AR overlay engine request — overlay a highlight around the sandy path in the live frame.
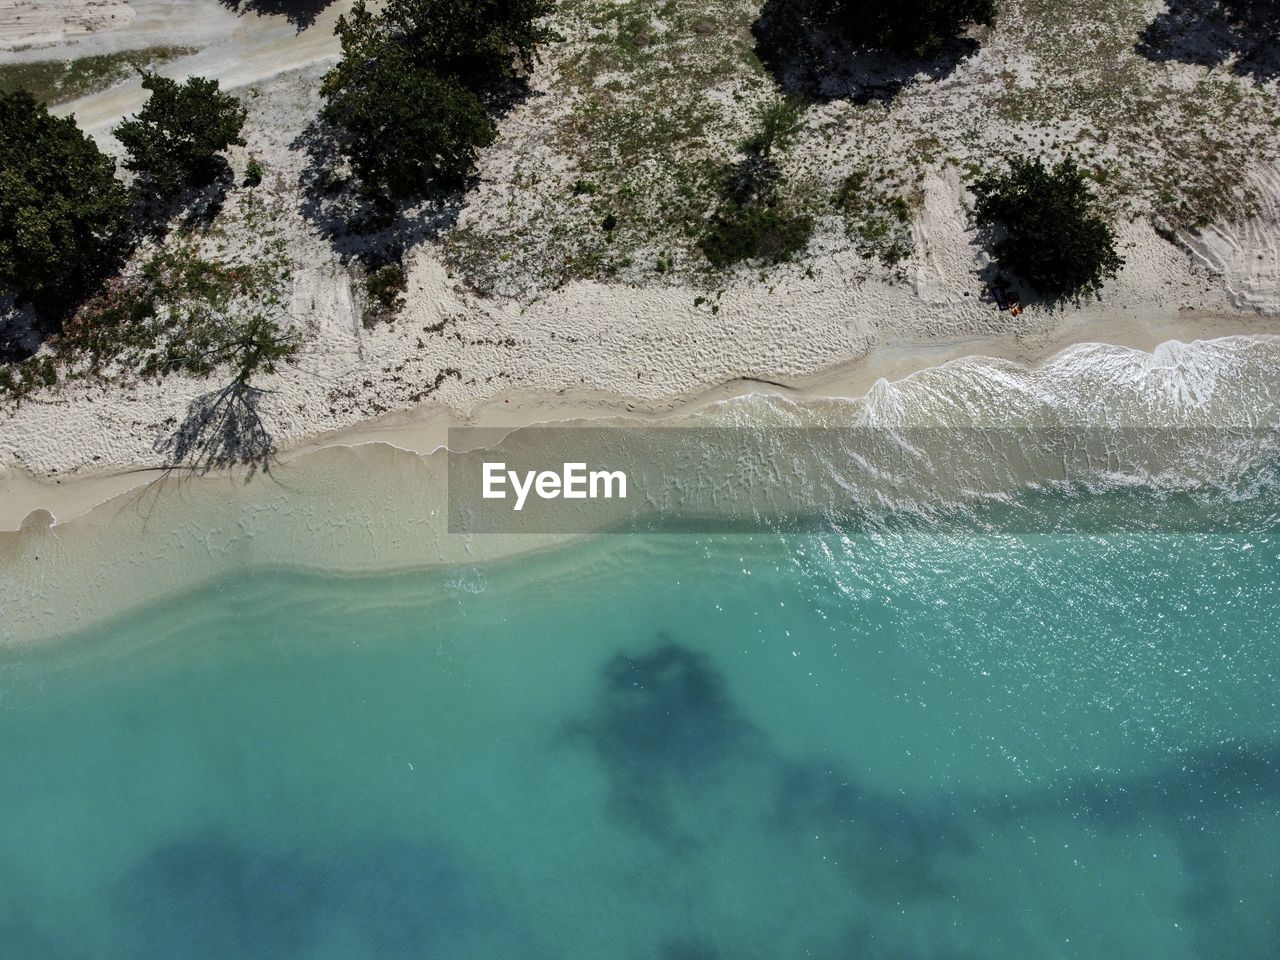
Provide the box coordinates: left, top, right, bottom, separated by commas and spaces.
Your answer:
1, 0, 350, 129
0, 0, 137, 46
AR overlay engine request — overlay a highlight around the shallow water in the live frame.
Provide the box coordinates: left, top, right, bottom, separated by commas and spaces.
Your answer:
2, 522, 1278, 960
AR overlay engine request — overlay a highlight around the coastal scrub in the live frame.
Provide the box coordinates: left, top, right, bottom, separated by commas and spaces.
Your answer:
972, 157, 1123, 298
0, 91, 131, 309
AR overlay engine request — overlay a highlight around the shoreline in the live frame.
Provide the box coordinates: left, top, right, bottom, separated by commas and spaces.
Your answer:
5, 325, 1280, 646
3, 309, 1277, 533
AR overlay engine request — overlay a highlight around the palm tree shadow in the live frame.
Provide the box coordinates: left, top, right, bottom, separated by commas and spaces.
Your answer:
219, 0, 337, 32
1136, 0, 1280, 82
752, 0, 980, 104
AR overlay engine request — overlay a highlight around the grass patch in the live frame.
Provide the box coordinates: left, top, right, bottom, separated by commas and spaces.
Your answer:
1, 193, 295, 407
0, 47, 196, 105
990, 0, 1280, 229
362, 263, 408, 326
834, 169, 915, 268
445, 0, 776, 296
700, 205, 813, 267
445, 0, 1280, 299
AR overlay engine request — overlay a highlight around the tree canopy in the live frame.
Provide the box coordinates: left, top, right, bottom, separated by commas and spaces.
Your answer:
0, 91, 131, 304
972, 157, 1123, 299
373, 0, 558, 81
115, 73, 247, 197
320, 32, 496, 197
320, 0, 556, 201
835, 0, 996, 56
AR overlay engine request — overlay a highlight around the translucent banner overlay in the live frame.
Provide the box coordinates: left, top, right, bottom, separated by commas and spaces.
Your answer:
447, 427, 1280, 534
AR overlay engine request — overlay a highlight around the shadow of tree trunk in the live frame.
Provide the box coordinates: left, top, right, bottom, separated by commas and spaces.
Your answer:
153, 378, 276, 477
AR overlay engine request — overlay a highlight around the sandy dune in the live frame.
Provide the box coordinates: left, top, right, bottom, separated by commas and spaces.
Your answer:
1179, 163, 1280, 317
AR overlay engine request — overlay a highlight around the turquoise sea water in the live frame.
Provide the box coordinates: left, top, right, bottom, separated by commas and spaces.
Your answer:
2, 523, 1279, 959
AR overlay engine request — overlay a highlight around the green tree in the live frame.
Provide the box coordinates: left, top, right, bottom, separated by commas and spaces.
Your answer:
836, 0, 996, 56
972, 157, 1123, 298
374, 0, 558, 81
320, 41, 495, 199
320, 0, 556, 201
115, 73, 247, 197
0, 90, 130, 304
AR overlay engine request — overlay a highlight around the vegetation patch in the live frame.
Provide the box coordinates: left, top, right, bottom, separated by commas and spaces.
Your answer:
0, 355, 59, 405
362, 262, 409, 326
117, 74, 248, 198
972, 157, 1123, 298
0, 91, 131, 309
444, 0, 1280, 297
1, 193, 298, 412
834, 169, 915, 268
445, 0, 780, 296
699, 95, 815, 268
320, 0, 557, 202
0, 47, 195, 105
58, 193, 297, 384
992, 0, 1280, 230
700, 205, 813, 268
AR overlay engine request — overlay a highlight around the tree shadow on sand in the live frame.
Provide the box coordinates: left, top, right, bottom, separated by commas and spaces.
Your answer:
219, 0, 337, 32
153, 380, 277, 478
0, 162, 236, 368
752, 0, 980, 103
289, 81, 535, 275
1136, 0, 1280, 82
289, 120, 467, 275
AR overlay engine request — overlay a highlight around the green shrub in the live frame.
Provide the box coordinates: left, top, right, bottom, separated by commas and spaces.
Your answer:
700, 206, 814, 268
321, 40, 496, 198
834, 169, 914, 267
700, 95, 814, 269
115, 73, 247, 197
244, 156, 264, 187
972, 157, 1123, 298
741, 95, 805, 159
373, 0, 558, 83
364, 262, 408, 322
0, 91, 130, 304
835, 0, 996, 56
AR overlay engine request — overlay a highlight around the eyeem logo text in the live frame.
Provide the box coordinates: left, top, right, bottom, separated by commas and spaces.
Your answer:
482, 462, 627, 511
